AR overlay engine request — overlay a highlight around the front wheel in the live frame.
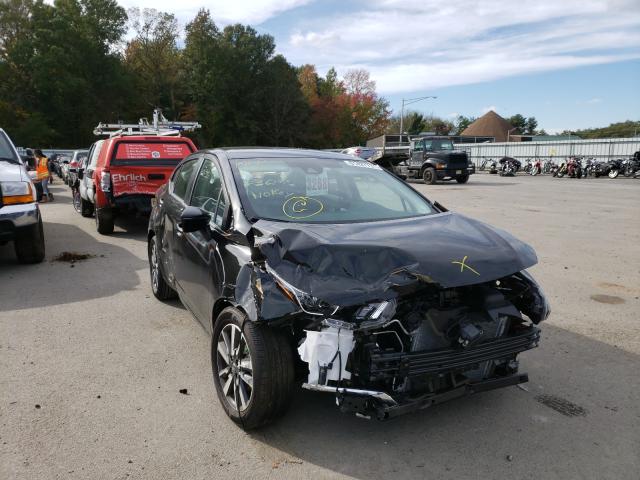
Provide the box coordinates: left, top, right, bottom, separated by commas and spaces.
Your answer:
609, 169, 619, 179
14, 219, 45, 264
623, 166, 635, 177
455, 174, 469, 184
421, 167, 437, 185
212, 307, 294, 430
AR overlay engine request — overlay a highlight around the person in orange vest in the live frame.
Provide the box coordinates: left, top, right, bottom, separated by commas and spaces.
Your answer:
34, 149, 53, 202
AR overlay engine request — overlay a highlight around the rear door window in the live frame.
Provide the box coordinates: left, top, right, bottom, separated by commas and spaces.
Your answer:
111, 141, 193, 167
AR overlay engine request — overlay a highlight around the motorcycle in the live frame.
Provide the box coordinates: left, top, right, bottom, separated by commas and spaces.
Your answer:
480, 158, 498, 174
623, 152, 640, 177
554, 161, 567, 177
499, 157, 521, 177
530, 158, 542, 176
607, 158, 624, 179
523, 159, 533, 174
543, 160, 555, 174
566, 157, 583, 178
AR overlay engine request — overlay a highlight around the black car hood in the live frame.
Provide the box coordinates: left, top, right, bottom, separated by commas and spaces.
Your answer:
250, 212, 537, 307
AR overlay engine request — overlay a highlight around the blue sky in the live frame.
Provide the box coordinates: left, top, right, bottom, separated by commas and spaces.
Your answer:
110, 0, 640, 132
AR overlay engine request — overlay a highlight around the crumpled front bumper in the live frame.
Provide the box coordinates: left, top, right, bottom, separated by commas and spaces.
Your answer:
302, 325, 540, 420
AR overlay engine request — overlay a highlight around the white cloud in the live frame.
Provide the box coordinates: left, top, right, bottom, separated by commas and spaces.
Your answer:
281, 0, 640, 94
46, 0, 313, 25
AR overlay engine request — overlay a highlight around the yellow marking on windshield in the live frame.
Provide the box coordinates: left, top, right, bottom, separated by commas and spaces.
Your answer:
282, 196, 324, 219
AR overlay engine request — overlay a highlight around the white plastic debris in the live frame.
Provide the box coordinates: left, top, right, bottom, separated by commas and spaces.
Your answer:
298, 327, 354, 384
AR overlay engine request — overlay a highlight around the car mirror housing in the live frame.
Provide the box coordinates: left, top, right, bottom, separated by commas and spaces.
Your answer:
179, 206, 211, 233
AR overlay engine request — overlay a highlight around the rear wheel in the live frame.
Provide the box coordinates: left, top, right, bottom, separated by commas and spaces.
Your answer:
95, 207, 114, 235
14, 219, 45, 264
421, 167, 437, 185
148, 235, 176, 300
609, 169, 619, 179
455, 174, 469, 184
72, 188, 81, 213
80, 198, 94, 217
212, 307, 294, 430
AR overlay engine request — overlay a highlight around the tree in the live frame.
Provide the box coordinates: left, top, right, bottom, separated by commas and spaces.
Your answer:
297, 64, 319, 103
560, 120, 640, 139
257, 55, 309, 146
0, 0, 129, 147
454, 115, 476, 135
525, 117, 538, 135
125, 8, 182, 118
508, 114, 527, 133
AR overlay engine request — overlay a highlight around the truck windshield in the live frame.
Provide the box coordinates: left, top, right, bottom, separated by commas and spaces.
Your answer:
427, 140, 454, 151
230, 156, 435, 223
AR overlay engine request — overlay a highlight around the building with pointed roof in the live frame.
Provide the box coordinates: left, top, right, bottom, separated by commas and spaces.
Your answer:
461, 110, 516, 142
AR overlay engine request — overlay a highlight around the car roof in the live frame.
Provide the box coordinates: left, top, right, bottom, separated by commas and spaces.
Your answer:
207, 147, 352, 161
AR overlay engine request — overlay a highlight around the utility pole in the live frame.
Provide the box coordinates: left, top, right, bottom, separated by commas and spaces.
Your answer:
399, 96, 437, 141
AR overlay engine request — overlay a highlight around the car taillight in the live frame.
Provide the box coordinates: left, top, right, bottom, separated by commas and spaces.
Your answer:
100, 171, 111, 192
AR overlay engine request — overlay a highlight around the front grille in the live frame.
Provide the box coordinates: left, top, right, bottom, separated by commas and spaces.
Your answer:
447, 153, 469, 168
365, 326, 540, 382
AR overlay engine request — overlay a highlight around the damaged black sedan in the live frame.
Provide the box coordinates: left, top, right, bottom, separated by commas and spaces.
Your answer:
148, 148, 550, 429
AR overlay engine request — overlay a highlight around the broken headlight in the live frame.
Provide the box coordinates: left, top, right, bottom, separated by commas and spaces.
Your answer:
504, 270, 551, 324
266, 266, 338, 316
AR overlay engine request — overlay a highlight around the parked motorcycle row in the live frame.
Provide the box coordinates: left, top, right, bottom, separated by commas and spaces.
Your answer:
478, 152, 640, 179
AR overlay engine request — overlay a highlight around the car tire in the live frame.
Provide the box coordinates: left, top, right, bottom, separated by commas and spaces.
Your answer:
421, 167, 437, 185
80, 198, 94, 217
72, 189, 82, 213
456, 174, 469, 184
95, 208, 114, 235
212, 307, 294, 430
148, 235, 176, 300
14, 219, 45, 264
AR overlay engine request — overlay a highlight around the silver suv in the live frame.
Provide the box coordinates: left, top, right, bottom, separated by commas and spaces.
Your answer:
0, 128, 45, 263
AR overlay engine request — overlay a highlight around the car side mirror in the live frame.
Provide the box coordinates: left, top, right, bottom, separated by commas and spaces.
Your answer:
179, 206, 211, 233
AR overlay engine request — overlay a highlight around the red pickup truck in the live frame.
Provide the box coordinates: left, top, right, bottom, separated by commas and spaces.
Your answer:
80, 135, 196, 234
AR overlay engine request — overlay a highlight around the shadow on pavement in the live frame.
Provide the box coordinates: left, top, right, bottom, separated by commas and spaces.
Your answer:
406, 179, 519, 187
252, 324, 639, 479
0, 222, 147, 312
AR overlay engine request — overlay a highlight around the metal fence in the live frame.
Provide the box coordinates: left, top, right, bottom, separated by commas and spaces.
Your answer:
456, 137, 640, 167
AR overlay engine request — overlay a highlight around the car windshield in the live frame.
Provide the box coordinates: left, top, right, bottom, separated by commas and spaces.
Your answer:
230, 156, 435, 223
0, 132, 21, 164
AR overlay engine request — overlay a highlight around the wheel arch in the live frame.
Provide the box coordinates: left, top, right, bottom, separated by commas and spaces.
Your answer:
212, 298, 249, 333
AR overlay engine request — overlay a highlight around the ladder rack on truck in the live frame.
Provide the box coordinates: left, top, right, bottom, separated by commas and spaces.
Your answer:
93, 109, 201, 137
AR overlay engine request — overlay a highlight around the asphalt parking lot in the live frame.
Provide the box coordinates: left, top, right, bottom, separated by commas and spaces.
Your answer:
1, 174, 639, 480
